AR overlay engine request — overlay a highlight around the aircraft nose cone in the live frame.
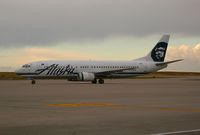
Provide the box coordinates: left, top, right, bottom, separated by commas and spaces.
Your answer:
15, 69, 22, 75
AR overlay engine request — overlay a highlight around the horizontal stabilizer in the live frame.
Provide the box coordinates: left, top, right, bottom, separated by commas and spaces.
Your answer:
156, 59, 183, 66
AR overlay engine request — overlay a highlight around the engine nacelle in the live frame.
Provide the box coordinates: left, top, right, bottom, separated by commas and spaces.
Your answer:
67, 72, 95, 81
78, 72, 95, 81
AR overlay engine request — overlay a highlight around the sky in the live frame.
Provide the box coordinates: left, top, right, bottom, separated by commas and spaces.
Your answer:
0, 0, 200, 72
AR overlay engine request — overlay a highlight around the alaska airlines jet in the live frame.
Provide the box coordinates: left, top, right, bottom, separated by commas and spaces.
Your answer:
16, 35, 182, 84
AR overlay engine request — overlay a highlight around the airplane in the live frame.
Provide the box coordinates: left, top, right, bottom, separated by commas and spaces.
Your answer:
15, 35, 183, 84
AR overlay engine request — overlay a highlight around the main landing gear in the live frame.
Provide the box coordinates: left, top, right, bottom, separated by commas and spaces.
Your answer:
92, 79, 97, 84
98, 79, 104, 84
91, 79, 104, 84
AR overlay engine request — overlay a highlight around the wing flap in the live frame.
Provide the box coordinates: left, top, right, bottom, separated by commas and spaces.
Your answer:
95, 67, 137, 76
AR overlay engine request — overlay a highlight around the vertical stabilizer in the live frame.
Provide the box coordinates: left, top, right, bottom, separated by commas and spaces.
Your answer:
135, 35, 170, 62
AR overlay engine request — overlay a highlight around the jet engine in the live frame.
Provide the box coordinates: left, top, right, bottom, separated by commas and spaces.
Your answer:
67, 72, 95, 81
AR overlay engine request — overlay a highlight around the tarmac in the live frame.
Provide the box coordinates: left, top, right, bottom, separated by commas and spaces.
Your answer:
0, 77, 200, 135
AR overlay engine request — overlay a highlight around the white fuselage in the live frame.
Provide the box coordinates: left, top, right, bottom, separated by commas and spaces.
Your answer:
16, 60, 167, 79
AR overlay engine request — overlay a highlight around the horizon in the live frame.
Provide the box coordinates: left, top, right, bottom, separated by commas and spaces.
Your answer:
0, 0, 199, 72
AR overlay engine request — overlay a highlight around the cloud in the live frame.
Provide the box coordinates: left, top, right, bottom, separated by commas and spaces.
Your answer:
0, 0, 200, 47
21, 47, 93, 61
167, 44, 200, 62
166, 44, 200, 71
0, 34, 200, 72
0, 47, 95, 71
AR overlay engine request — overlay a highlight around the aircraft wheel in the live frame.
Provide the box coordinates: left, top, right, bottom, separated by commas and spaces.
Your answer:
98, 79, 104, 84
92, 79, 97, 84
31, 80, 36, 85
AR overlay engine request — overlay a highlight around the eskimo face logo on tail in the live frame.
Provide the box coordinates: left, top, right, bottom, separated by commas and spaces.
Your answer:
151, 42, 167, 62
155, 47, 165, 60
36, 64, 75, 76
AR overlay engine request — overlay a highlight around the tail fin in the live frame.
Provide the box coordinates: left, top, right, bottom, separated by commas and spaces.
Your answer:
136, 34, 170, 62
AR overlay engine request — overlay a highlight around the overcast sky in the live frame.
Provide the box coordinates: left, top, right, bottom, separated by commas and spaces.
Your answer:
0, 0, 200, 71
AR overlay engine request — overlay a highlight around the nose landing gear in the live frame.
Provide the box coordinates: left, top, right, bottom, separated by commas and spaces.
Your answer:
31, 79, 36, 84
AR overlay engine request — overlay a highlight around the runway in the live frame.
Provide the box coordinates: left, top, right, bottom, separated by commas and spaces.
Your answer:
0, 77, 200, 135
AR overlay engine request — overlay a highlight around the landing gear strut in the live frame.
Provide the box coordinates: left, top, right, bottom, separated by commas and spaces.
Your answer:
31, 79, 36, 85
91, 79, 97, 84
98, 79, 104, 84
91, 79, 104, 84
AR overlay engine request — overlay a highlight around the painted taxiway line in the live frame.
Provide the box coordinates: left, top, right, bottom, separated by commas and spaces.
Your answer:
48, 102, 121, 107
48, 103, 200, 112
151, 129, 200, 135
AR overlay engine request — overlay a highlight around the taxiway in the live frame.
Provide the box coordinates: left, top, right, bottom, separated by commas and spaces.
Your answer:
0, 77, 200, 135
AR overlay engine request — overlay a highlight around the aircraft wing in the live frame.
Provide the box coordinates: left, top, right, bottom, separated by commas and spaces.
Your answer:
155, 59, 183, 66
95, 67, 136, 76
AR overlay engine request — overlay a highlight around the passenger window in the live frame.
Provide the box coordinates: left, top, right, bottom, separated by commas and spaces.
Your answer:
22, 64, 30, 68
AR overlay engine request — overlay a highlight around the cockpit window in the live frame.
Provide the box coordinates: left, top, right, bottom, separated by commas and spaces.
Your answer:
22, 64, 31, 68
